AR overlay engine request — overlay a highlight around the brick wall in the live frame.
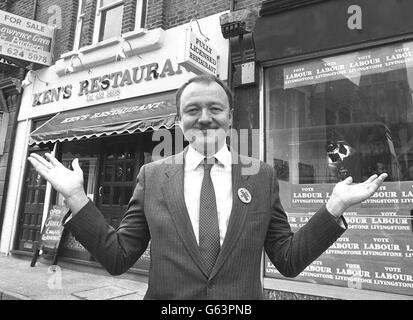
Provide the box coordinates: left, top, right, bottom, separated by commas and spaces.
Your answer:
0, 0, 10, 11
36, 0, 79, 61
79, 0, 97, 48
162, 0, 229, 29
122, 0, 137, 33
145, 0, 265, 30
145, 0, 167, 30
9, 0, 34, 19
234, 0, 263, 11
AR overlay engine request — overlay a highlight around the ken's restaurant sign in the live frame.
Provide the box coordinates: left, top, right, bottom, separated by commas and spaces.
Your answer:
31, 58, 185, 107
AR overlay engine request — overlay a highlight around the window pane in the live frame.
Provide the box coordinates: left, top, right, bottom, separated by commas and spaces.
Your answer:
101, 0, 118, 7
264, 40, 413, 297
105, 144, 115, 160
77, 19, 87, 48
124, 186, 133, 204
99, 5, 123, 41
104, 165, 113, 182
113, 186, 122, 205
115, 164, 124, 182
101, 186, 111, 204
125, 162, 134, 181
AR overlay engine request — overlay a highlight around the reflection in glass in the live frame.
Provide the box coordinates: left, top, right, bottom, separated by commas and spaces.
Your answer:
113, 187, 122, 205
104, 165, 113, 182
116, 151, 126, 160
115, 164, 124, 182
38, 189, 45, 204
125, 187, 133, 203
126, 163, 134, 181
106, 145, 115, 160
125, 143, 135, 159
264, 43, 413, 185
264, 40, 413, 297
102, 186, 110, 204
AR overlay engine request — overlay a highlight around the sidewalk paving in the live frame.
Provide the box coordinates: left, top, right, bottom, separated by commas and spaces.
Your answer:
0, 254, 148, 300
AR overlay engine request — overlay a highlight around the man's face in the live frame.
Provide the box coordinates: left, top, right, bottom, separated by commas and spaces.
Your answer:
178, 81, 232, 156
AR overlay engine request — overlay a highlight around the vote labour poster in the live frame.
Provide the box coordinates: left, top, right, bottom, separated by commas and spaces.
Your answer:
0, 10, 54, 66
283, 40, 413, 90
265, 182, 413, 296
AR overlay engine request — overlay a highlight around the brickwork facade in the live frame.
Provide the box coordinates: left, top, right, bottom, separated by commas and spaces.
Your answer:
122, 0, 138, 33
35, 0, 79, 61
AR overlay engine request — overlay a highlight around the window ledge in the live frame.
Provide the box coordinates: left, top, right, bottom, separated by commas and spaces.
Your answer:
79, 37, 121, 54
264, 277, 413, 300
55, 28, 164, 77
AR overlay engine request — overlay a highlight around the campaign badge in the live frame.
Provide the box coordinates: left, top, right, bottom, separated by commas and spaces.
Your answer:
238, 188, 252, 204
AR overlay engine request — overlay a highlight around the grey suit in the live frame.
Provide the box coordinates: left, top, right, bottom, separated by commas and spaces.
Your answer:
65, 149, 346, 299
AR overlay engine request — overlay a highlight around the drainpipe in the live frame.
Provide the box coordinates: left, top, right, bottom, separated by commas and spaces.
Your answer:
33, 0, 38, 20
227, 0, 236, 89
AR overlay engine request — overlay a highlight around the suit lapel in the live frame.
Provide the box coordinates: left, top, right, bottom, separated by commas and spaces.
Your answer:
210, 152, 252, 279
161, 149, 209, 277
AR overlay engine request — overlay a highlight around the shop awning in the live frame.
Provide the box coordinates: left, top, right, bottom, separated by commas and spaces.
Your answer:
29, 92, 178, 145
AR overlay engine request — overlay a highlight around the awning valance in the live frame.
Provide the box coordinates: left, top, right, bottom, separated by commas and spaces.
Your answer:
29, 92, 178, 145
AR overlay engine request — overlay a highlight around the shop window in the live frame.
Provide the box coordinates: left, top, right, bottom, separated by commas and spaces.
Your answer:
264, 41, 413, 297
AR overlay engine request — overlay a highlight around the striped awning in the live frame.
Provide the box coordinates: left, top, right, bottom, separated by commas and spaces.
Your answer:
29, 91, 177, 145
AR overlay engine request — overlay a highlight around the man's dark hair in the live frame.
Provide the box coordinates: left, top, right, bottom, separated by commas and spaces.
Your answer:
175, 74, 233, 117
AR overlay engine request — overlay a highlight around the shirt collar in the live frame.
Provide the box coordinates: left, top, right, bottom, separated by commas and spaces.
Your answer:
185, 144, 232, 171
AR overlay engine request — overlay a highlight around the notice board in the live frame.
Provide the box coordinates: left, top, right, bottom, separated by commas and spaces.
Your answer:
31, 205, 69, 266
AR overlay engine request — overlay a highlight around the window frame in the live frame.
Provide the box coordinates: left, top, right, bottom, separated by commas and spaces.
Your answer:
135, 0, 147, 30
93, 0, 124, 43
260, 35, 413, 300
73, 0, 87, 51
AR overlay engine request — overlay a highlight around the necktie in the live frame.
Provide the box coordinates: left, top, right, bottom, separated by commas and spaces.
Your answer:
199, 158, 220, 275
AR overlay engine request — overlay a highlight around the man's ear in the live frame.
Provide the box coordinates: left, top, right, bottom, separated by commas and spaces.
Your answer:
229, 108, 234, 127
177, 116, 184, 131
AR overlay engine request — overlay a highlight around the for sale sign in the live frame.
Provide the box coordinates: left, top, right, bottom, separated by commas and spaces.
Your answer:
0, 10, 55, 66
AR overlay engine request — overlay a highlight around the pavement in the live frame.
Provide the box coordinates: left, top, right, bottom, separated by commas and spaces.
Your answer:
0, 253, 149, 300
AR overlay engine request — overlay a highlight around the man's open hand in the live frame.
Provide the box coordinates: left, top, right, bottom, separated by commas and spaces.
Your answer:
27, 153, 89, 214
326, 173, 388, 218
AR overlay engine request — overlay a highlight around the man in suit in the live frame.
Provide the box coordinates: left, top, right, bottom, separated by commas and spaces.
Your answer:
28, 75, 387, 299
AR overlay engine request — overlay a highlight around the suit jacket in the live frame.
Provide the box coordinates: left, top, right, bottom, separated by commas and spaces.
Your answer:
65, 149, 346, 300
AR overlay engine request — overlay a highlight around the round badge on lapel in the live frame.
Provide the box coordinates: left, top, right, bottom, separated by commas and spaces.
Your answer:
238, 188, 251, 204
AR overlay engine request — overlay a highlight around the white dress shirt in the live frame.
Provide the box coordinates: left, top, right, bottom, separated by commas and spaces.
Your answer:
184, 145, 233, 246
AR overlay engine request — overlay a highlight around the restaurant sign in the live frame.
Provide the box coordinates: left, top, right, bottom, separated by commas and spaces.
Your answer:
31, 58, 184, 107
0, 10, 55, 66
181, 28, 218, 76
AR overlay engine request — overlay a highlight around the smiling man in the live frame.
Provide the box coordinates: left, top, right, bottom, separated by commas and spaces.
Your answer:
176, 76, 233, 157
27, 74, 387, 300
